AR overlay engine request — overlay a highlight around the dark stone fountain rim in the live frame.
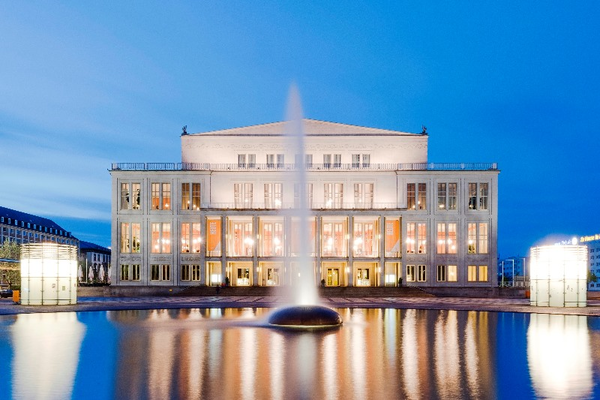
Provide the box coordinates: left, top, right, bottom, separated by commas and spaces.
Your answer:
267, 304, 343, 329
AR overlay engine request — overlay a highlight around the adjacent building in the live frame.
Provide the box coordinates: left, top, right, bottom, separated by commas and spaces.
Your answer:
110, 119, 499, 288
79, 241, 111, 284
580, 233, 600, 292
0, 205, 79, 247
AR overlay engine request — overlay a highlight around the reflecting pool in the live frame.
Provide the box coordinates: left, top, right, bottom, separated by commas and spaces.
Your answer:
1, 309, 599, 399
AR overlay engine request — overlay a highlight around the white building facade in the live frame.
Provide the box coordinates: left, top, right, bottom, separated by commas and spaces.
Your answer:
110, 119, 499, 288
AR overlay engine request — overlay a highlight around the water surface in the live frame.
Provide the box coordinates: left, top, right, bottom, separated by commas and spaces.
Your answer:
1, 308, 599, 399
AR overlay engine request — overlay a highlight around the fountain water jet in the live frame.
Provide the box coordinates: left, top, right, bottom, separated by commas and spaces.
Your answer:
268, 84, 342, 329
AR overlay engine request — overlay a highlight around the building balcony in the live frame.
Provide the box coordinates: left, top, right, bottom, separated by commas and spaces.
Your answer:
110, 162, 499, 172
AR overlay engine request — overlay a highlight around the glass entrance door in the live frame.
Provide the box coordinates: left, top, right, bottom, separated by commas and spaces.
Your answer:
237, 268, 250, 286
267, 268, 280, 286
327, 268, 339, 286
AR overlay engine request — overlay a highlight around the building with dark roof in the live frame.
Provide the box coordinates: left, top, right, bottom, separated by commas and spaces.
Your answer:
79, 240, 111, 284
0, 205, 79, 247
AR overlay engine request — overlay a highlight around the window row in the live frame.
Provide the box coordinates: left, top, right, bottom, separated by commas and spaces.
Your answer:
407, 182, 489, 211
236, 153, 371, 168
406, 264, 488, 282
120, 219, 489, 256
120, 182, 200, 211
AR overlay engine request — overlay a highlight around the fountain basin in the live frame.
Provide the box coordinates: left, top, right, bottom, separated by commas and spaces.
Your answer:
268, 305, 343, 329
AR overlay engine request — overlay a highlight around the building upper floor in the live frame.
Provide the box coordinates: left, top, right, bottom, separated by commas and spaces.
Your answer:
0, 205, 79, 246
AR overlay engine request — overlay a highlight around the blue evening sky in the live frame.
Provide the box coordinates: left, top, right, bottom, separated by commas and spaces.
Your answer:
1, 1, 598, 257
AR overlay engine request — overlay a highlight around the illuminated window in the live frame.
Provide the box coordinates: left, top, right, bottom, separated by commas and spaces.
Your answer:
260, 220, 284, 257
468, 182, 489, 210
437, 222, 457, 254
407, 183, 427, 210
181, 222, 201, 253
264, 183, 283, 209
120, 223, 141, 253
322, 218, 347, 257
151, 222, 171, 253
467, 222, 488, 254
234, 183, 253, 208
437, 183, 457, 210
406, 265, 416, 282
354, 183, 374, 208
181, 183, 201, 210
151, 183, 171, 210
478, 265, 488, 281
406, 222, 416, 254
120, 182, 141, 210
468, 265, 477, 281
151, 264, 171, 281
353, 219, 378, 257
324, 183, 343, 209
227, 219, 253, 257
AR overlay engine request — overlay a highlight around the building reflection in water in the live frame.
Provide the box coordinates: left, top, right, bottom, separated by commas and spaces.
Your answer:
527, 314, 593, 399
108, 307, 498, 399
10, 313, 85, 400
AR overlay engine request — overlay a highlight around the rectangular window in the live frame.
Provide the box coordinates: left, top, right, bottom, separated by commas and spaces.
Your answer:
151, 222, 171, 253
384, 218, 401, 257
362, 154, 370, 168
294, 183, 313, 209
437, 222, 457, 254
406, 222, 416, 254
323, 154, 332, 168
437, 182, 458, 211
151, 264, 171, 281
238, 154, 246, 167
479, 265, 488, 282
181, 183, 201, 210
264, 183, 283, 208
266, 154, 275, 168
448, 183, 457, 210
261, 221, 284, 257
181, 264, 200, 281
417, 223, 427, 254
333, 154, 342, 168
121, 183, 141, 210
181, 222, 201, 253
437, 183, 446, 210
276, 154, 285, 168
406, 265, 416, 282
407, 183, 416, 210
407, 183, 427, 210
228, 219, 254, 257
437, 265, 446, 282
469, 182, 489, 211
354, 183, 374, 208
151, 183, 171, 210
120, 223, 140, 253
121, 183, 130, 210
479, 183, 488, 210
234, 183, 253, 208
321, 219, 347, 257
206, 218, 222, 257
418, 183, 426, 210
353, 220, 377, 257
120, 264, 140, 281
305, 154, 313, 168
468, 265, 477, 282
417, 265, 427, 282
324, 183, 343, 209
352, 154, 360, 168
448, 265, 457, 282
468, 222, 488, 254
120, 264, 129, 281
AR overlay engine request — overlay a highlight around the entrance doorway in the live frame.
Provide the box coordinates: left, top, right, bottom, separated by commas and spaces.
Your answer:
228, 262, 253, 286
327, 268, 339, 286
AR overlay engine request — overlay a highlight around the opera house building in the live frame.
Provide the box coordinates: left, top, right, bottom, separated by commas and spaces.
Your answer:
109, 119, 498, 289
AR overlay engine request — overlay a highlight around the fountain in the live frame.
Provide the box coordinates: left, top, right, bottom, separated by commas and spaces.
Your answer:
267, 85, 343, 329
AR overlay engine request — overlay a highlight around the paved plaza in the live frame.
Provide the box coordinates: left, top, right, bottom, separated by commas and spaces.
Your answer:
1, 295, 600, 317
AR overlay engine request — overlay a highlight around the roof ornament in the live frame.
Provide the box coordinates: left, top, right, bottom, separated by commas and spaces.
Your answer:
421, 125, 428, 135
182, 125, 188, 135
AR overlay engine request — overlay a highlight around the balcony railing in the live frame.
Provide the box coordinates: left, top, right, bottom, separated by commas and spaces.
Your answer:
111, 162, 499, 172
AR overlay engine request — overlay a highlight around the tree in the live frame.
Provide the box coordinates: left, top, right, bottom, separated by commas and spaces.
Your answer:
588, 270, 598, 284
